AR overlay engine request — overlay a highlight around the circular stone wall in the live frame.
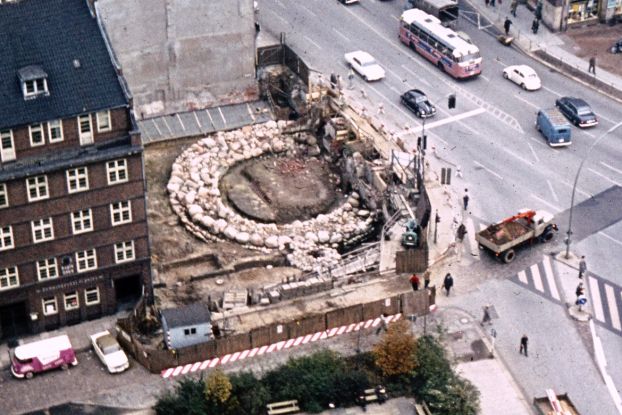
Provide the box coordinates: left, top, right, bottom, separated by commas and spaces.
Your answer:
167, 121, 376, 271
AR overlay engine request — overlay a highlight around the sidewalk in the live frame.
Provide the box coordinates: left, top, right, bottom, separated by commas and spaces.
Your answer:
0, 311, 126, 370
463, 0, 622, 102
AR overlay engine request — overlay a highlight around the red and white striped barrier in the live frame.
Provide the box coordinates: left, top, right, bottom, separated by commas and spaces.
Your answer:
161, 313, 402, 379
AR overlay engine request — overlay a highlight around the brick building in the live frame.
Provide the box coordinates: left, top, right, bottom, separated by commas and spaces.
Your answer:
0, 0, 152, 339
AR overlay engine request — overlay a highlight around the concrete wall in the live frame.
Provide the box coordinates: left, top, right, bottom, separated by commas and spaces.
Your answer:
95, 0, 258, 119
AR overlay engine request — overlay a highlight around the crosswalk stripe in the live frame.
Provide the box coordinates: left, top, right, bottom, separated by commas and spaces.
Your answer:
517, 270, 528, 284
604, 285, 621, 331
588, 276, 606, 322
465, 217, 479, 257
541, 256, 560, 301
530, 264, 544, 292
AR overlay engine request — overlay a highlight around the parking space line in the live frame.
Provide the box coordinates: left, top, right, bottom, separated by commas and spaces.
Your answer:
599, 231, 622, 247
400, 64, 430, 87
513, 94, 539, 109
304, 35, 322, 50
546, 179, 559, 202
587, 168, 622, 187
542, 85, 563, 96
333, 28, 349, 42
529, 194, 561, 212
473, 160, 503, 180
600, 162, 622, 176
527, 141, 540, 163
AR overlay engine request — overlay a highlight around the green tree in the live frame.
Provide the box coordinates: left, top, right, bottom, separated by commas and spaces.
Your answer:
155, 378, 206, 415
372, 319, 417, 377
229, 371, 271, 415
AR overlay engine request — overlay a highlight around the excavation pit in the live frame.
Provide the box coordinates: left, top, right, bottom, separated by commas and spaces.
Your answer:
221, 155, 343, 224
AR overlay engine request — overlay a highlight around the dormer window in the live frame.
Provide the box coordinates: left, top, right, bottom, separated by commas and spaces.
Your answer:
18, 65, 49, 100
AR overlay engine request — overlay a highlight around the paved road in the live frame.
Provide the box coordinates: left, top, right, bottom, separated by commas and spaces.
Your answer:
259, 0, 622, 412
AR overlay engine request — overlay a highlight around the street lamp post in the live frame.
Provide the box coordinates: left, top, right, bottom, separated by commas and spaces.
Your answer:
565, 120, 622, 259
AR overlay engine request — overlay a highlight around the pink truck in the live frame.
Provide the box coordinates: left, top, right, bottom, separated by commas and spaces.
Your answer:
10, 334, 78, 379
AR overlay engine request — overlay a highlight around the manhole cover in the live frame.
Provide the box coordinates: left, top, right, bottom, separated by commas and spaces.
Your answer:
460, 317, 470, 324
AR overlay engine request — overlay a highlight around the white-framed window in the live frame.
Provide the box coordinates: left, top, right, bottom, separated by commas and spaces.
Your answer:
114, 240, 135, 263
0, 225, 14, 251
42, 296, 58, 315
76, 248, 97, 272
48, 120, 64, 143
26, 175, 49, 202
184, 328, 197, 336
23, 78, 48, 98
0, 266, 19, 291
0, 183, 8, 208
66, 167, 89, 193
78, 114, 93, 145
96, 111, 111, 132
110, 200, 132, 226
64, 291, 79, 310
31, 217, 54, 243
1, 129, 16, 162
29, 123, 44, 147
71, 209, 93, 234
106, 159, 128, 185
36, 258, 58, 280
85, 287, 100, 305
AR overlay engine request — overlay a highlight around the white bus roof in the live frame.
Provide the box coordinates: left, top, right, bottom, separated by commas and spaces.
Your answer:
401, 8, 479, 57
14, 334, 73, 360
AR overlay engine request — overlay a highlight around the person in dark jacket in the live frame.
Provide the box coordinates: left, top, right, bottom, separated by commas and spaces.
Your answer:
519, 334, 529, 356
531, 18, 540, 34
504, 17, 512, 36
443, 273, 454, 296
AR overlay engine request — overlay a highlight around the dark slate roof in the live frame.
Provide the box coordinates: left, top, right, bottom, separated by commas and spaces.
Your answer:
0, 0, 127, 129
161, 303, 212, 328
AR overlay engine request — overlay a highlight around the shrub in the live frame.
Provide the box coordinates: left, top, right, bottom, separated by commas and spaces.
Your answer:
229, 371, 271, 415
372, 319, 418, 377
155, 378, 207, 415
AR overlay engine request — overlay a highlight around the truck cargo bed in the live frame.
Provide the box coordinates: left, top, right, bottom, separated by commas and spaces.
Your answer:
479, 222, 530, 245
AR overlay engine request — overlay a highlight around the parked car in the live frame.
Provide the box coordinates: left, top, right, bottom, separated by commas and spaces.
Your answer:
555, 96, 598, 128
90, 330, 130, 374
344, 51, 385, 82
10, 335, 78, 379
502, 65, 541, 90
400, 89, 437, 118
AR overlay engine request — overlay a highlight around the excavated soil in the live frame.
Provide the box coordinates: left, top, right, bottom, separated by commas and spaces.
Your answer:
221, 155, 343, 223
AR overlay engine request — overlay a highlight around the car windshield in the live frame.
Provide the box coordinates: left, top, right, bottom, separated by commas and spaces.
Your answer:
526, 72, 538, 78
415, 96, 428, 104
102, 343, 121, 355
576, 107, 592, 115
457, 52, 480, 62
361, 59, 376, 67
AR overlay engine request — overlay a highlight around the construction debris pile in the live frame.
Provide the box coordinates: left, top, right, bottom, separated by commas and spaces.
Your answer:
167, 121, 377, 271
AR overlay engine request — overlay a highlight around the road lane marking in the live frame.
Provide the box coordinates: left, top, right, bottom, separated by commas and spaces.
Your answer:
304, 35, 322, 50
517, 270, 528, 284
473, 160, 503, 180
501, 146, 534, 167
599, 231, 622, 247
527, 141, 540, 163
605, 284, 621, 330
529, 194, 561, 212
588, 276, 606, 322
587, 168, 622, 187
300, 3, 317, 17
542, 85, 563, 96
387, 68, 403, 83
559, 180, 592, 198
480, 74, 490, 82
542, 256, 560, 301
403, 108, 486, 134
333, 28, 349, 42
582, 130, 596, 138
600, 162, 622, 176
514, 94, 539, 109
368, 84, 421, 120
530, 263, 544, 292
546, 179, 559, 202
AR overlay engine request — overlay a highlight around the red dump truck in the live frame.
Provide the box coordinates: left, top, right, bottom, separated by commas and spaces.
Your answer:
476, 209, 558, 263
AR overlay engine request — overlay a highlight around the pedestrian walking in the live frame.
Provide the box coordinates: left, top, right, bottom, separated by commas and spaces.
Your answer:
409, 273, 421, 291
504, 17, 512, 35
531, 18, 540, 34
519, 334, 529, 356
423, 270, 431, 289
348, 68, 355, 89
588, 55, 596, 75
576, 282, 585, 299
376, 313, 389, 335
456, 223, 467, 242
490, 0, 495, 7
481, 305, 492, 325
330, 72, 338, 90
579, 255, 587, 279
443, 273, 454, 296
510, 0, 518, 17
360, 87, 367, 98
463, 189, 470, 211
377, 102, 385, 115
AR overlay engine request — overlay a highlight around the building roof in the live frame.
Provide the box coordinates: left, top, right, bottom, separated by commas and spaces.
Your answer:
161, 303, 212, 328
0, 0, 127, 129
